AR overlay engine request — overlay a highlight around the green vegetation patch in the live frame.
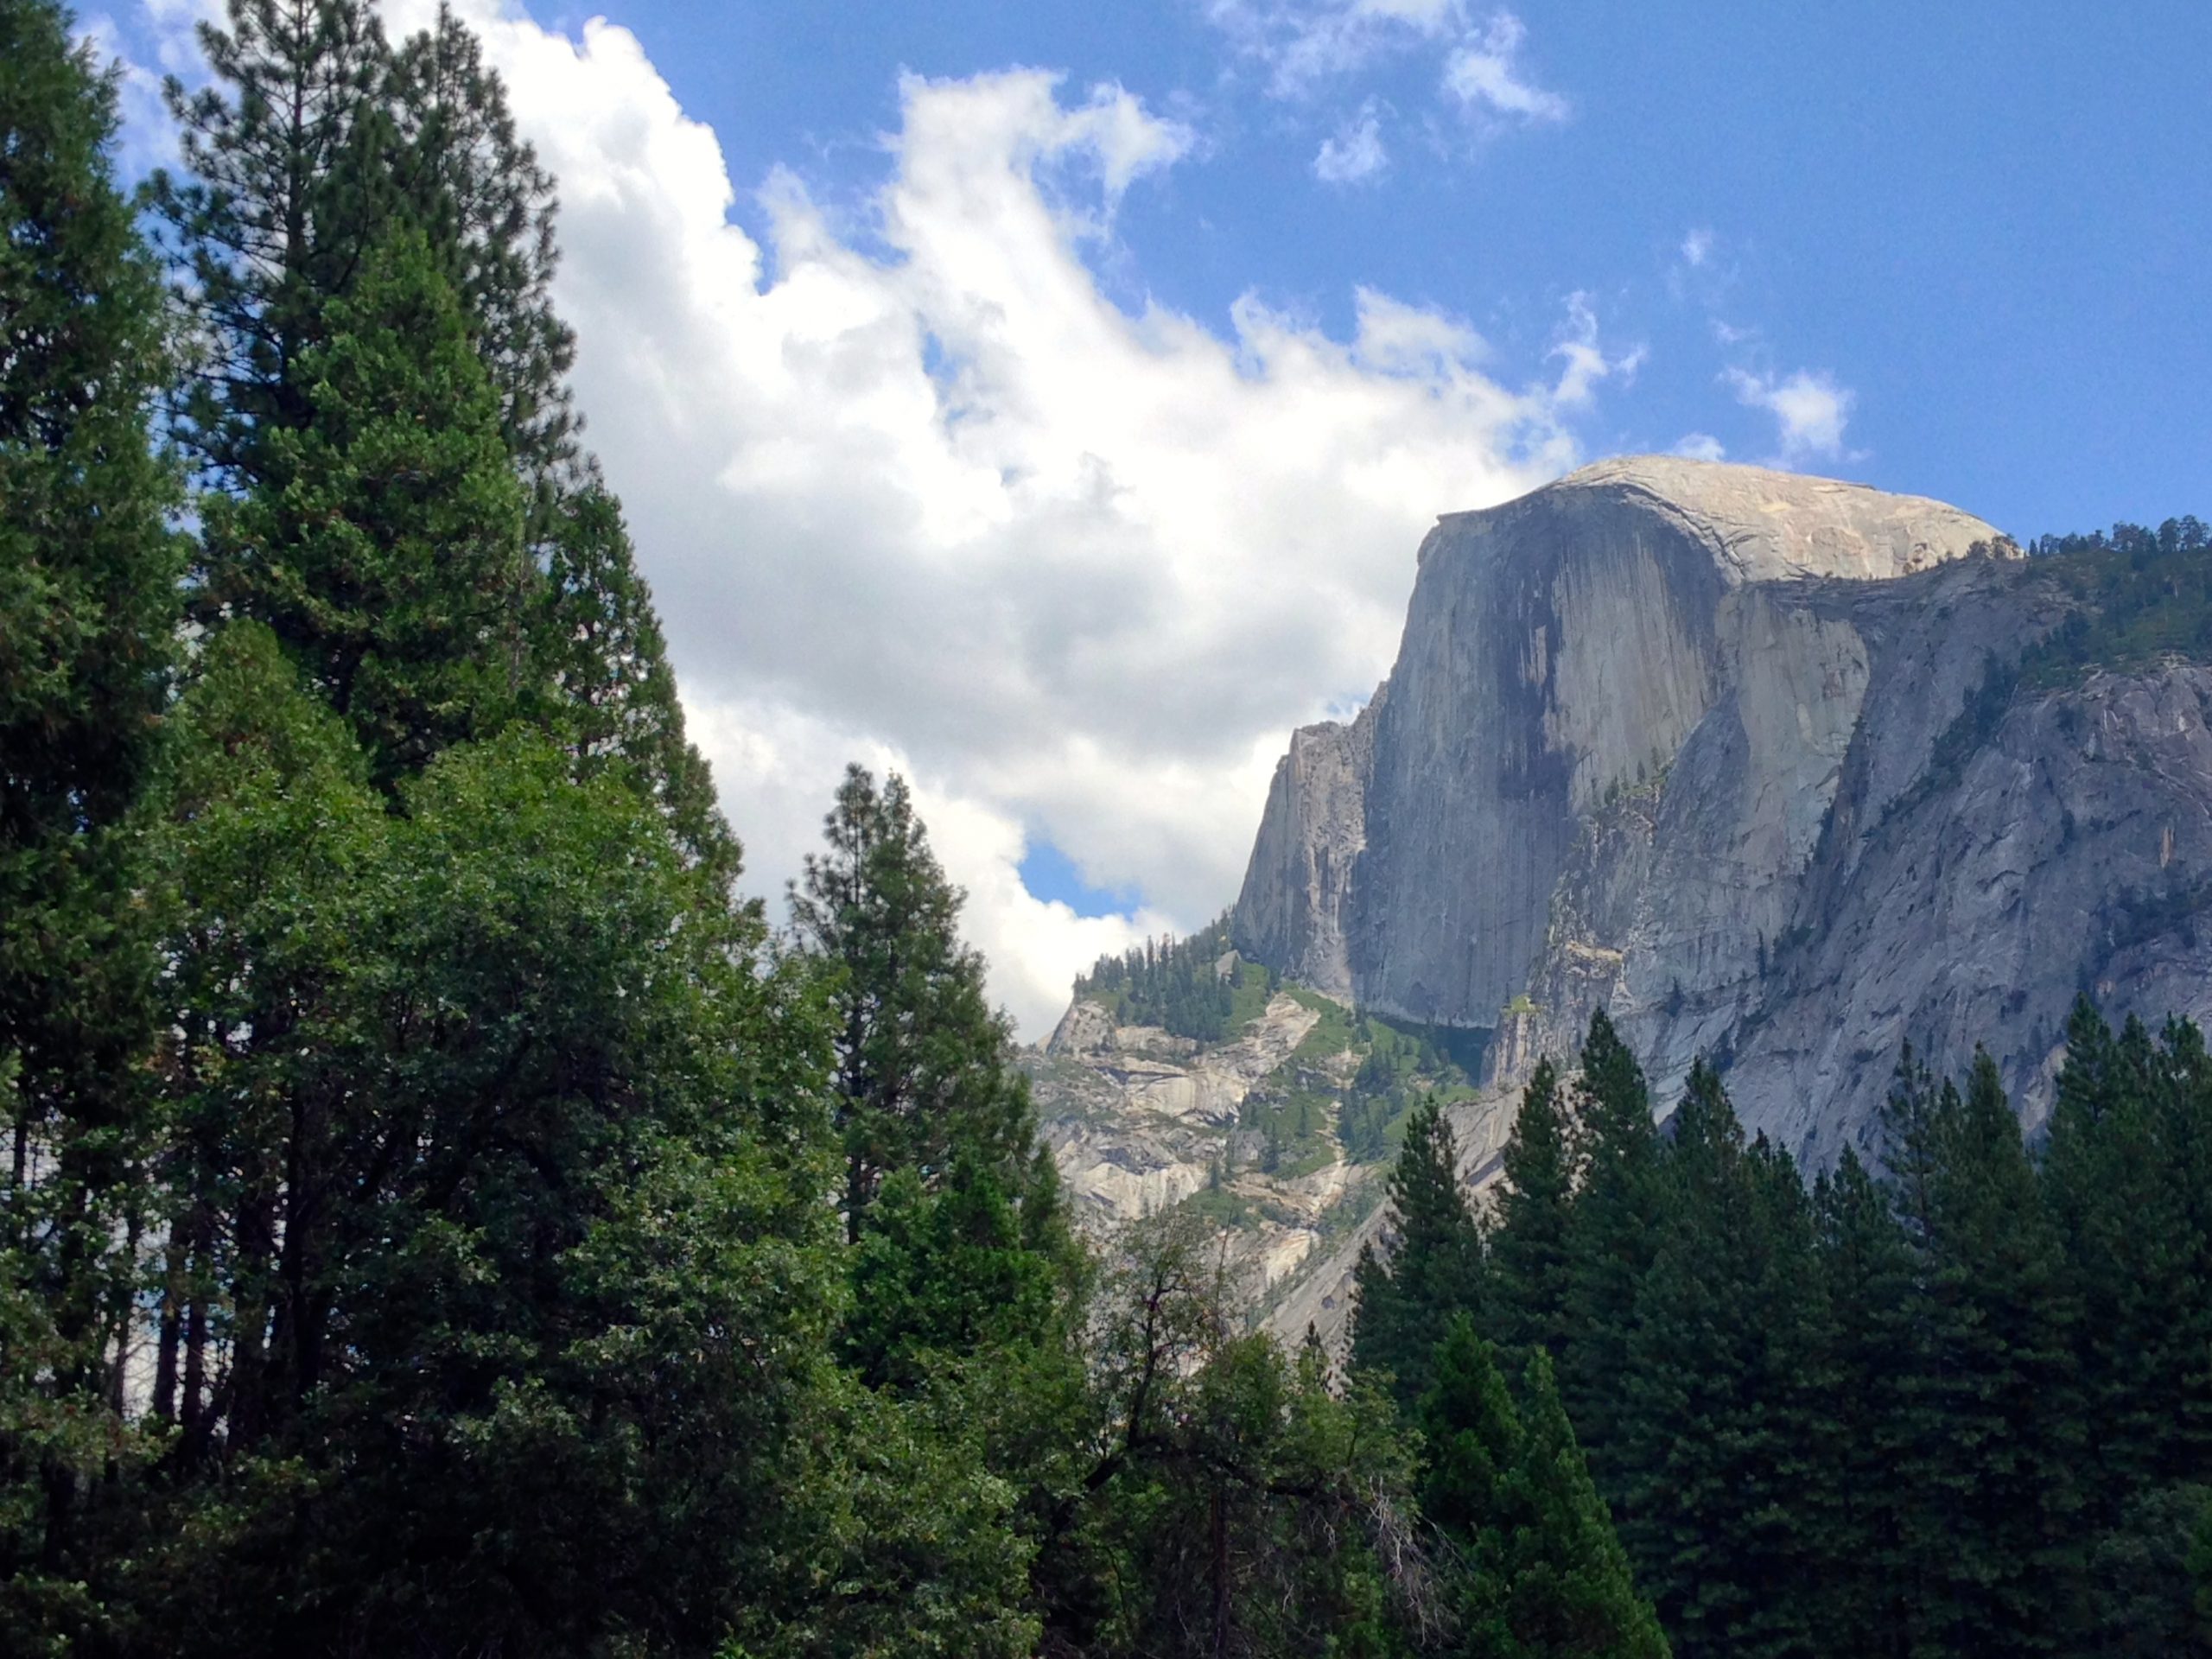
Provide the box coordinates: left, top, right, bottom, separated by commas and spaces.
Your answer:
1073, 912, 1278, 1043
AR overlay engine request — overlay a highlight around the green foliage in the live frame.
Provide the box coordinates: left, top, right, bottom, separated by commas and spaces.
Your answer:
1800, 1145, 1919, 1653
1556, 1010, 1663, 1501
1615, 1063, 1819, 1659
385, 0, 577, 476
1045, 1217, 1425, 1657
1351, 1097, 1487, 1410
842, 1159, 1063, 1392
2023, 515, 2212, 686
1881, 1047, 2086, 1656
1418, 1320, 1669, 1659
536, 477, 738, 879
790, 764, 1048, 1243
1073, 913, 1261, 1042
2040, 999, 2212, 1508
125, 634, 847, 1654
150, 0, 396, 493
195, 227, 531, 788
1488, 1060, 1575, 1360
0, 4, 181, 1637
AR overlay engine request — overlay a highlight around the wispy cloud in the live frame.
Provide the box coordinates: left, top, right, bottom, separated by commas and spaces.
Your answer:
1680, 226, 1713, 269
1724, 366, 1859, 465
1441, 11, 1567, 123
1550, 291, 1643, 407
1208, 0, 1567, 172
1313, 100, 1389, 181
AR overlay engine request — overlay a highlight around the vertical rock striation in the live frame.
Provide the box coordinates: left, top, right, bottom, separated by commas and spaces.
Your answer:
1233, 455, 2212, 1157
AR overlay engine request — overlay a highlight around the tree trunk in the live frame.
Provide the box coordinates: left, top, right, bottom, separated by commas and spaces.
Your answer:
1211, 1483, 1231, 1658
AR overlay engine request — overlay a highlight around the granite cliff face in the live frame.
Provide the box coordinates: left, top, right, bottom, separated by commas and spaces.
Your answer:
1232, 455, 2212, 1159
1023, 964, 1503, 1344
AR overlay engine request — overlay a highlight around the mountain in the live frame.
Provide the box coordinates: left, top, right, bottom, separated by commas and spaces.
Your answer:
1029, 458, 2212, 1344
1232, 455, 2212, 1162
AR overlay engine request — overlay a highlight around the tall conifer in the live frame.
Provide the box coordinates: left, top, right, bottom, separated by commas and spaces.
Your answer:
1558, 1010, 1662, 1507
791, 765, 1047, 1241
196, 228, 530, 786
1490, 1058, 1578, 1361
1802, 1145, 1916, 1658
537, 477, 736, 878
1883, 1047, 2084, 1656
152, 0, 394, 495
1617, 1062, 1817, 1659
1419, 1319, 1669, 1659
1350, 1096, 1487, 1409
0, 3, 180, 1635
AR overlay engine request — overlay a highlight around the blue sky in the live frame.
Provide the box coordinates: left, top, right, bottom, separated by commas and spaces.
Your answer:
607, 0, 2208, 537
94, 0, 2212, 1030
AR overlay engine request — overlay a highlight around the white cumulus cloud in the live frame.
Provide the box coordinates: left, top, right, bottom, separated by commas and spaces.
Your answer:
130, 0, 1629, 1035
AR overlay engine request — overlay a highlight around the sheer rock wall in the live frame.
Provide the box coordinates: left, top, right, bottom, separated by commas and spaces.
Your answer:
1235, 456, 2212, 1157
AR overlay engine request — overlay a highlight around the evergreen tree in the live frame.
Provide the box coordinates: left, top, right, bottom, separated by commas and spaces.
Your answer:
1882, 1047, 2085, 1656
137, 626, 849, 1656
1419, 1318, 1668, 1659
385, 1, 576, 477
791, 765, 1045, 1242
1558, 1010, 1662, 1507
0, 3, 181, 1638
842, 1154, 1063, 1392
1489, 1058, 1578, 1361
152, 0, 395, 495
2041, 999, 2212, 1510
1802, 1145, 1916, 1658
537, 475, 738, 880
1351, 1096, 1487, 1409
1616, 1062, 1818, 1659
196, 228, 531, 787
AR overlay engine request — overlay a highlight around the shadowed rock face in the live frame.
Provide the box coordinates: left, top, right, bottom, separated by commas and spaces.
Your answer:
1234, 455, 2212, 1160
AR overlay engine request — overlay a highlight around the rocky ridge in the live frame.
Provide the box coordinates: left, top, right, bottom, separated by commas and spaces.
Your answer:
1026, 965, 1497, 1335
1233, 454, 2212, 1158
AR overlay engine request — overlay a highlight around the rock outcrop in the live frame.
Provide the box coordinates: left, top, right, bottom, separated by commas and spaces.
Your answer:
1030, 991, 1344, 1290
1234, 455, 2212, 1158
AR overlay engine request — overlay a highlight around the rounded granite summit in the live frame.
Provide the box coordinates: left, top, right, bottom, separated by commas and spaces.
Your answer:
1438, 454, 2012, 585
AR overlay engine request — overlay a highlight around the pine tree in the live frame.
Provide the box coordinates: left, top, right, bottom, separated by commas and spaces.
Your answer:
1802, 1145, 1916, 1658
385, 2, 575, 478
1419, 1318, 1668, 1659
1616, 1061, 1817, 1659
2041, 1000, 2212, 1511
196, 227, 531, 787
1350, 1096, 1486, 1410
842, 1154, 1064, 1392
151, 0, 396, 495
0, 3, 181, 1637
1882, 1047, 2084, 1656
1489, 1058, 1578, 1361
536, 476, 736, 880
1558, 1010, 1662, 1508
791, 765, 1046, 1243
